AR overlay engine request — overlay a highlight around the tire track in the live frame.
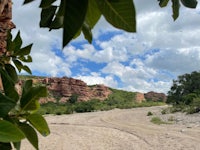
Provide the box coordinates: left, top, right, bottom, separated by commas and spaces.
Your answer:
21, 106, 200, 150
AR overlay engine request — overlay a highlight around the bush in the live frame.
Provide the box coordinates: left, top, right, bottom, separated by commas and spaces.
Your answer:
151, 117, 168, 125
147, 111, 153, 116
68, 94, 79, 104
38, 91, 166, 115
74, 101, 95, 113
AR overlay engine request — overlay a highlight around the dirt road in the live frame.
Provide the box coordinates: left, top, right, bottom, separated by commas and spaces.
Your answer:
21, 106, 200, 150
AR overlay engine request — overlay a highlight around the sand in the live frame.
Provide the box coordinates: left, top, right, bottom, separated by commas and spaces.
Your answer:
21, 106, 200, 150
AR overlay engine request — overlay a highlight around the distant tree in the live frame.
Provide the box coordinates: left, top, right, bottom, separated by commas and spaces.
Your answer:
167, 71, 200, 105
68, 94, 79, 104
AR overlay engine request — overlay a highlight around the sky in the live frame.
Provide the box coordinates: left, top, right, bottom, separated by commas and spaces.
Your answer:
12, 0, 200, 94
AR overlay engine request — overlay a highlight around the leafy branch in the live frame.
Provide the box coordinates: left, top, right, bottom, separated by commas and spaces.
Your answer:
0, 31, 49, 150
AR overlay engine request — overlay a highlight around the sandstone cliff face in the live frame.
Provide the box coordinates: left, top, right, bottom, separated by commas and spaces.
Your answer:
40, 77, 112, 103
144, 91, 167, 102
0, 76, 167, 103
135, 92, 146, 103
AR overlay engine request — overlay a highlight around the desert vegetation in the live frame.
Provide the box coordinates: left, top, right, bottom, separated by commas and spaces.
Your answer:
166, 71, 200, 114
37, 88, 165, 115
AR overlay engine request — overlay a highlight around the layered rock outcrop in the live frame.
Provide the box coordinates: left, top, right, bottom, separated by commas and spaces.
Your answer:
0, 76, 167, 103
39, 77, 112, 103
144, 91, 167, 102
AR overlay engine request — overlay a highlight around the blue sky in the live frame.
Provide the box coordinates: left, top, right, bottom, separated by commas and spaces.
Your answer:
12, 0, 200, 94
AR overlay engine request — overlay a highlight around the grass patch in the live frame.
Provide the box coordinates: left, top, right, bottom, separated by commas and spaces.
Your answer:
150, 117, 171, 125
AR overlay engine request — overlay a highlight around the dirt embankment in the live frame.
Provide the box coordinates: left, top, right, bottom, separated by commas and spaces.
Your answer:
21, 106, 200, 150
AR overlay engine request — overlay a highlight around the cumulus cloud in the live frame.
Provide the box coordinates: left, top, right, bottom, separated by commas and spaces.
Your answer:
75, 72, 118, 88
12, 1, 68, 76
11, 0, 200, 93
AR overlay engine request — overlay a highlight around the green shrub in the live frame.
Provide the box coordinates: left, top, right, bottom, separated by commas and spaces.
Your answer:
147, 111, 153, 116
68, 94, 79, 104
151, 117, 170, 125
74, 101, 95, 113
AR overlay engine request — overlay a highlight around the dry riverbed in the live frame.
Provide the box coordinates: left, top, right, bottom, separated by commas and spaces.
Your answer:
21, 106, 200, 150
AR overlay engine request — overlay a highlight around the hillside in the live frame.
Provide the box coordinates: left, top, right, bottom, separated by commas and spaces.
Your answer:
16, 75, 166, 104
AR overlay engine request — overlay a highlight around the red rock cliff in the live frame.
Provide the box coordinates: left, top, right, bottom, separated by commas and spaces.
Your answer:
144, 91, 167, 102
40, 77, 112, 103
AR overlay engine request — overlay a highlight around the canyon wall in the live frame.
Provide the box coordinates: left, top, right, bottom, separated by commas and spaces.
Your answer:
0, 76, 167, 103
39, 77, 112, 103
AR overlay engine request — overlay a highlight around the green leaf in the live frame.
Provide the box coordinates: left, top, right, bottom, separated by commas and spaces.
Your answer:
13, 60, 23, 72
49, 0, 65, 30
96, 0, 136, 32
39, 0, 57, 8
19, 123, 38, 150
14, 44, 33, 56
18, 55, 32, 63
13, 142, 21, 150
7, 30, 15, 52
20, 86, 47, 111
63, 0, 88, 47
56, 0, 65, 16
22, 80, 33, 94
159, 0, 170, 7
172, 0, 180, 21
5, 64, 18, 83
22, 65, 32, 74
50, 16, 64, 30
13, 60, 32, 74
13, 31, 22, 52
21, 80, 40, 112
82, 23, 92, 43
0, 142, 12, 149
40, 6, 57, 28
85, 0, 101, 29
0, 92, 16, 117
181, 0, 198, 8
0, 120, 25, 142
73, 29, 82, 39
26, 100, 40, 112
21, 80, 32, 101
0, 67, 19, 101
27, 114, 50, 136
23, 0, 35, 4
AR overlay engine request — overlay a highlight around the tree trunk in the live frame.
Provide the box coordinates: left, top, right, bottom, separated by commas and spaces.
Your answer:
0, 0, 15, 91
0, 0, 15, 56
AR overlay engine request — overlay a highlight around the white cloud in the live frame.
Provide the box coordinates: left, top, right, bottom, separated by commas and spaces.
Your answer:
145, 49, 200, 75
12, 0, 69, 77
101, 61, 170, 93
75, 73, 118, 88
11, 0, 200, 94
64, 42, 129, 63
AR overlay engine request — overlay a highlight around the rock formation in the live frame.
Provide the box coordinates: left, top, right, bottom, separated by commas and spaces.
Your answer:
39, 77, 112, 103
135, 92, 146, 103
0, 75, 167, 104
144, 91, 167, 102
